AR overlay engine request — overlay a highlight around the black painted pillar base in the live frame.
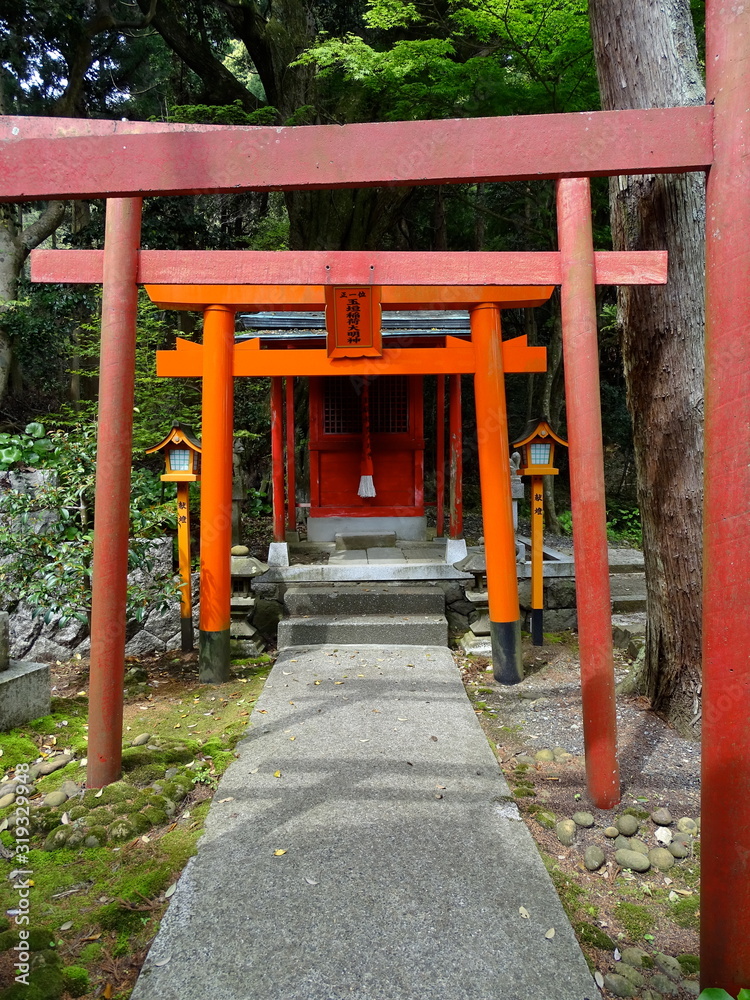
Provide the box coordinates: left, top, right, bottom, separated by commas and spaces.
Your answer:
181, 617, 195, 653
199, 629, 231, 683
531, 609, 544, 647
491, 619, 523, 685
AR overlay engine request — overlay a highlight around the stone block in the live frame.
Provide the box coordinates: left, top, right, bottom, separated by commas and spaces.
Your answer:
469, 614, 491, 637
546, 578, 577, 609
283, 586, 444, 617
26, 636, 72, 663
0, 660, 51, 730
335, 532, 396, 550
278, 614, 448, 647
0, 612, 8, 671
541, 609, 577, 632
366, 548, 407, 563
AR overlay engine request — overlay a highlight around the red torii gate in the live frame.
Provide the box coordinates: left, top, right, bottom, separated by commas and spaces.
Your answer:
1, 4, 748, 986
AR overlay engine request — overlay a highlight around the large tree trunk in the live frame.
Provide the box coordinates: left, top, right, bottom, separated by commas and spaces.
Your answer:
589, 0, 704, 735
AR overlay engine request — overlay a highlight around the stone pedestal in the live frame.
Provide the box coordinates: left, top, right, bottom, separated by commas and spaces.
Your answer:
0, 610, 52, 730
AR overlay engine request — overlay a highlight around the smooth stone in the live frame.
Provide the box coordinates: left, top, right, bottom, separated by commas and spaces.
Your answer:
555, 819, 577, 847
615, 849, 651, 872
231, 545, 249, 556
0, 792, 16, 809
43, 789, 69, 808
584, 845, 606, 871
536, 810, 556, 830
60, 780, 80, 798
604, 826, 620, 838
628, 838, 649, 856
534, 749, 555, 762
648, 847, 675, 872
668, 841, 690, 858
676, 817, 698, 834
651, 807, 673, 826
131, 733, 151, 747
614, 835, 632, 851
683, 981, 700, 996
31, 754, 73, 778
572, 811, 594, 828
673, 832, 693, 846
655, 826, 673, 846
642, 992, 664, 1000
515, 754, 536, 766
616, 814, 640, 836
620, 946, 651, 968
651, 972, 680, 995
616, 963, 646, 988
655, 953, 683, 981
603, 973, 636, 998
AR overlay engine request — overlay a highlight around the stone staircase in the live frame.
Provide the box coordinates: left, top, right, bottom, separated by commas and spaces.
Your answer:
277, 583, 448, 648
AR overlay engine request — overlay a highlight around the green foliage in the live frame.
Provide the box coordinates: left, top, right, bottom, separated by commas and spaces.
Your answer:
0, 424, 58, 471
168, 99, 279, 126
557, 510, 573, 536
699, 992, 750, 1000
61, 967, 89, 998
606, 504, 643, 547
614, 901, 654, 939
672, 894, 700, 930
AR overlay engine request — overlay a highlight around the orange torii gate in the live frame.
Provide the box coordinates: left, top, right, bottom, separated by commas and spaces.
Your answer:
3, 5, 750, 985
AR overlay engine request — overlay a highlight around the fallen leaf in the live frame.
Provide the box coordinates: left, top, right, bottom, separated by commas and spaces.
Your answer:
545, 928, 555, 939
273, 771, 282, 778
218, 797, 235, 804
289, 736, 296, 741
173, 724, 181, 729
519, 906, 530, 919
397, 717, 408, 722
165, 883, 177, 899
103, 983, 114, 999
283, 671, 292, 675
359, 739, 370, 743
250, 768, 259, 774
334, 681, 344, 685
305, 877, 319, 885
141, 835, 150, 843
95, 788, 103, 798
614, 947, 621, 960
59, 921, 73, 931
154, 956, 171, 967
594, 971, 604, 988
273, 849, 287, 856
82, 933, 102, 942
61, 812, 70, 825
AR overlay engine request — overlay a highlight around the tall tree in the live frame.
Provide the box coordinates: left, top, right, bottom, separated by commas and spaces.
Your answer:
588, 0, 704, 735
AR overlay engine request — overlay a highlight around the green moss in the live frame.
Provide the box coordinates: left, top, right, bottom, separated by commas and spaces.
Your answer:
672, 895, 700, 930
0, 917, 9, 933
0, 929, 16, 951
677, 953, 700, 975
141, 806, 168, 826
0, 954, 64, 1000
93, 781, 133, 807
43, 826, 70, 851
83, 826, 107, 847
108, 818, 136, 842
129, 813, 152, 836
614, 901, 655, 939
127, 763, 167, 785
86, 806, 113, 824
512, 788, 536, 798
28, 929, 56, 951
97, 902, 145, 933
0, 732, 42, 769
573, 921, 615, 950
62, 966, 89, 998
541, 854, 585, 918
622, 807, 651, 821
77, 942, 102, 964
66, 806, 87, 821
536, 810, 556, 829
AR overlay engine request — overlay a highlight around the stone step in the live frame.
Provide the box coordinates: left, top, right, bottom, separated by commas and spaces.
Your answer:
283, 584, 445, 617
277, 613, 448, 648
335, 531, 396, 550
611, 594, 648, 614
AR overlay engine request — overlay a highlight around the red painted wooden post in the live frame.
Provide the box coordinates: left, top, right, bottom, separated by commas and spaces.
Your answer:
271, 377, 285, 542
198, 305, 235, 683
285, 376, 296, 534
556, 177, 620, 809
87, 198, 142, 788
436, 374, 445, 536
471, 304, 522, 684
702, 3, 750, 990
449, 374, 463, 539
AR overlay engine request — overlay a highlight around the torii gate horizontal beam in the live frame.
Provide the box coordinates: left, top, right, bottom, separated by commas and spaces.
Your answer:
1, 106, 712, 202
31, 248, 667, 290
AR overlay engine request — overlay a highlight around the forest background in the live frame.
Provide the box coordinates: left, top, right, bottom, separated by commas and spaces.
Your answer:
0, 0, 705, 733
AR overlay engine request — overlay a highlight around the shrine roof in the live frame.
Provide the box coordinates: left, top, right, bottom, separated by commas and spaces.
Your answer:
236, 310, 471, 342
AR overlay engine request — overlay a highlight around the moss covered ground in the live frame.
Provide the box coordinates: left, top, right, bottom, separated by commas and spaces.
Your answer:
0, 651, 272, 999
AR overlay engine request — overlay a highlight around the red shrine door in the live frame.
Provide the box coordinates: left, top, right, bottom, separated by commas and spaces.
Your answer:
308, 374, 424, 518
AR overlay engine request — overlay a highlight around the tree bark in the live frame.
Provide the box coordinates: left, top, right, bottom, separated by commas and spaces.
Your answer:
589, 0, 704, 735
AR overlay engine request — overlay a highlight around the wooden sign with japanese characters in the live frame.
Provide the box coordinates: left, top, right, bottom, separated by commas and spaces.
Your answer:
325, 285, 382, 358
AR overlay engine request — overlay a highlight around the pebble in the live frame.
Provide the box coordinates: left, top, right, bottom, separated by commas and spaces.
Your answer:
672, 832, 692, 846
655, 954, 683, 981
668, 841, 690, 858
31, 754, 73, 778
628, 838, 649, 856
231, 545, 249, 555
131, 733, 151, 747
614, 834, 632, 851
641, 992, 664, 1000
0, 793, 15, 809
616, 963, 646, 988
534, 749, 555, 762
654, 826, 673, 846
536, 810, 556, 829
651, 972, 679, 995
651, 807, 673, 826
60, 780, 80, 798
603, 973, 636, 998
584, 845, 606, 871
616, 814, 640, 836
648, 847, 675, 872
555, 819, 577, 846
620, 947, 651, 968
43, 789, 69, 808
676, 817, 698, 834
604, 826, 619, 838
572, 811, 594, 828
515, 754, 536, 766
683, 981, 700, 996
614, 848, 651, 872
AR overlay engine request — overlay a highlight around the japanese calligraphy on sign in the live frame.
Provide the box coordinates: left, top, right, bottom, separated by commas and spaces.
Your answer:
325, 285, 382, 358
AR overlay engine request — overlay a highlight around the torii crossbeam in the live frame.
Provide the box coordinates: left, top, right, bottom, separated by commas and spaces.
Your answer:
3, 4, 750, 985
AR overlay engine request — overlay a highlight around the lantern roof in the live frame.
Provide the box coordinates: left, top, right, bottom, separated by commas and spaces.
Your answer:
512, 416, 567, 450
145, 422, 202, 456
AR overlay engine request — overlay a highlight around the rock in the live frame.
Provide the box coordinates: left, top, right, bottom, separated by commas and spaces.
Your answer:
655, 826, 673, 846
43, 789, 68, 808
616, 963, 646, 987
614, 849, 651, 872
616, 814, 640, 836
536, 811, 556, 830
553, 750, 574, 763
651, 972, 680, 995
668, 841, 690, 859
603, 973, 636, 998
654, 953, 683, 981
628, 838, 649, 856
604, 826, 619, 838
676, 817, 698, 834
515, 755, 537, 766
614, 835, 632, 851
131, 733, 151, 747
648, 847, 675, 872
124, 630, 166, 656
641, 992, 664, 1000
651, 807, 673, 826
682, 982, 700, 996
620, 947, 652, 968
31, 754, 73, 778
59, 780, 80, 798
572, 811, 594, 828
672, 832, 693, 846
8, 602, 43, 659
231, 545, 249, 556
534, 749, 555, 762
584, 845, 605, 871
555, 819, 577, 846
0, 792, 15, 808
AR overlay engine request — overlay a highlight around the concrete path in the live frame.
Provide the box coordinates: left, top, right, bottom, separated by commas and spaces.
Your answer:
131, 646, 596, 1000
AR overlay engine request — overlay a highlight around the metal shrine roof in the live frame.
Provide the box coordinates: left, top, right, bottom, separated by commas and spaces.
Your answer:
236, 310, 470, 342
